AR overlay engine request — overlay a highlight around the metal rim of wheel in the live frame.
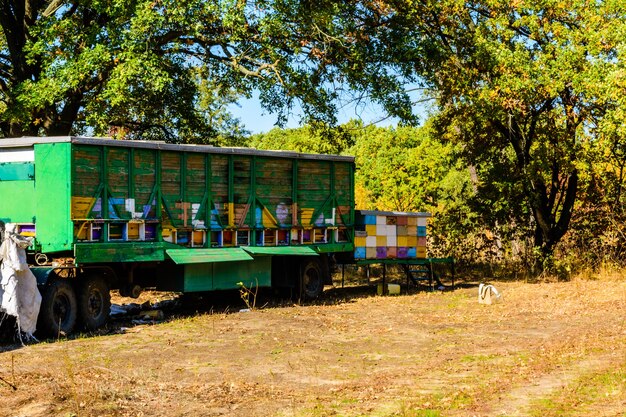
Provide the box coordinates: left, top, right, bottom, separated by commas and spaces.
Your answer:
86, 288, 104, 318
53, 291, 73, 328
303, 262, 322, 299
79, 275, 111, 330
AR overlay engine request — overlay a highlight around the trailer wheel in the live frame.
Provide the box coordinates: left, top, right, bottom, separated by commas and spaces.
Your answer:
300, 259, 324, 300
78, 274, 111, 331
37, 279, 77, 338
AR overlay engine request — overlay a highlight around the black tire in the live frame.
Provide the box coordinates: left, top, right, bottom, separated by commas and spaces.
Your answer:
300, 258, 324, 300
37, 279, 77, 338
78, 274, 111, 331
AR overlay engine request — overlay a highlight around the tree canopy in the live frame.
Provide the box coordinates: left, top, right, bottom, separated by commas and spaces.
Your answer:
395, 0, 626, 260
5, 0, 626, 266
0, 0, 420, 141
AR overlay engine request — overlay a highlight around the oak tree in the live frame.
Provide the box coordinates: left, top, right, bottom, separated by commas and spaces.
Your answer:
0, 0, 419, 141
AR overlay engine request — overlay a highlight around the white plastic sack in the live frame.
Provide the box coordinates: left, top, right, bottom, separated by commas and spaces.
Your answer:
0, 225, 42, 337
478, 283, 502, 305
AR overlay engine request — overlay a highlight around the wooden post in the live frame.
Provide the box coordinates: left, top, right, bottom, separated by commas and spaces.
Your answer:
382, 263, 387, 295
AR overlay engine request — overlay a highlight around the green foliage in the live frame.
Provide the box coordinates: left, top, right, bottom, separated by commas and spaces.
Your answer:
350, 122, 458, 213
248, 120, 357, 155
405, 0, 626, 265
237, 279, 259, 311
0, 1, 420, 141
250, 120, 483, 262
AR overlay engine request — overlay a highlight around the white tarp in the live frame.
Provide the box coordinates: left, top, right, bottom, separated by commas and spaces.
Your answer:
0, 224, 42, 339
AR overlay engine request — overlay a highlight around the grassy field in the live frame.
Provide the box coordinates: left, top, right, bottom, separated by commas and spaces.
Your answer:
1, 276, 625, 417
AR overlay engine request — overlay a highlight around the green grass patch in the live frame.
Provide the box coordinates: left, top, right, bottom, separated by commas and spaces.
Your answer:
529, 364, 626, 417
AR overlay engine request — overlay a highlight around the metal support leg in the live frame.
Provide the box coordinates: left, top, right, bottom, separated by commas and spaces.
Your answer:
341, 264, 345, 288
382, 264, 387, 295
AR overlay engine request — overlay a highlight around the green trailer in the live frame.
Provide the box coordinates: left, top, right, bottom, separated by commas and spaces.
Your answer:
0, 136, 450, 337
0, 137, 355, 336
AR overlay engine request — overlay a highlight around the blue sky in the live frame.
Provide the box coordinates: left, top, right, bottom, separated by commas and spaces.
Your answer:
229, 89, 431, 134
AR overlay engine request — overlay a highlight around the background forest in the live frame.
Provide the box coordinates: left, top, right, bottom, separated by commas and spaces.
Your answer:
2, 1, 626, 277
245, 120, 626, 279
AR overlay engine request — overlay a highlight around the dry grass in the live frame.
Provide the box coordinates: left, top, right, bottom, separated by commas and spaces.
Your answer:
1, 275, 625, 417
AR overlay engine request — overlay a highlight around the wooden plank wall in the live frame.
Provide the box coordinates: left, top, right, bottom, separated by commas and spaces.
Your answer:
71, 144, 354, 247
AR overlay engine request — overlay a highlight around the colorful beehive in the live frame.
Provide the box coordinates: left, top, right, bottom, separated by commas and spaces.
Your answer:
353, 210, 430, 260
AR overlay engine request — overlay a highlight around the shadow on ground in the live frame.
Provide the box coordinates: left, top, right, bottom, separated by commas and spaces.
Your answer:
0, 278, 474, 349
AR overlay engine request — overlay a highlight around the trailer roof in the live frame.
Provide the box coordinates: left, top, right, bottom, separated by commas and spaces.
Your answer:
0, 136, 355, 163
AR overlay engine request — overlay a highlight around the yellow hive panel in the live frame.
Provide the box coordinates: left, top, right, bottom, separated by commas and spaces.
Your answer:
407, 217, 417, 226
398, 236, 408, 247
407, 236, 417, 247
366, 225, 377, 236
354, 236, 366, 246
300, 208, 314, 226
417, 247, 427, 258
71, 197, 96, 219
376, 236, 387, 246
75, 223, 89, 240
127, 223, 140, 240
192, 230, 205, 245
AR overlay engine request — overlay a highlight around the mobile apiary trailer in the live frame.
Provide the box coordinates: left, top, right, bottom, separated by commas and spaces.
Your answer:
0, 136, 440, 337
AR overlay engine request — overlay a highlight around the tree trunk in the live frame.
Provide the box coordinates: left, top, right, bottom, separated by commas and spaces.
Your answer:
530, 169, 579, 271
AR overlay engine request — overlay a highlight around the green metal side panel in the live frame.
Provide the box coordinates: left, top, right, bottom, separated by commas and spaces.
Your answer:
35, 143, 73, 253
182, 262, 213, 292
183, 256, 271, 292
242, 246, 318, 256
213, 256, 271, 290
313, 243, 354, 253
74, 242, 171, 263
0, 181, 35, 223
167, 248, 253, 264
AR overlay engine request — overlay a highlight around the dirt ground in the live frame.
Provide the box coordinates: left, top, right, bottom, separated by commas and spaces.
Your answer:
1, 275, 625, 417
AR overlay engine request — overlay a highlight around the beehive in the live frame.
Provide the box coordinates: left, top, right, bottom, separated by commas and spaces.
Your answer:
353, 210, 430, 260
